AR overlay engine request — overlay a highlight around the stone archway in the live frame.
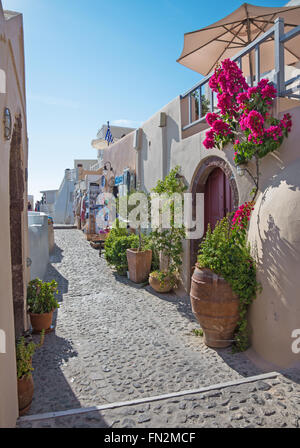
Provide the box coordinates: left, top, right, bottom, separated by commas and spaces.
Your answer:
190, 156, 239, 272
9, 114, 25, 338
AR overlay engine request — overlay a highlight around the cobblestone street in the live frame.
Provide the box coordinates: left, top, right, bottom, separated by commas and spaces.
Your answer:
18, 229, 300, 428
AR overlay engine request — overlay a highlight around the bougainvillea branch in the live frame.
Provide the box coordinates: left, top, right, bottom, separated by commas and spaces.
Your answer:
202, 58, 293, 238
203, 58, 292, 166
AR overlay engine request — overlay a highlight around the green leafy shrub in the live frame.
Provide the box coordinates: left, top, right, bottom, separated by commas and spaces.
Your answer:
144, 236, 159, 272
105, 225, 139, 275
16, 331, 44, 379
149, 166, 187, 287
105, 220, 158, 275
27, 279, 59, 314
198, 217, 260, 352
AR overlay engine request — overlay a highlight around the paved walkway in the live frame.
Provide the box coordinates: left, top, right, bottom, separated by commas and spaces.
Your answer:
18, 229, 300, 428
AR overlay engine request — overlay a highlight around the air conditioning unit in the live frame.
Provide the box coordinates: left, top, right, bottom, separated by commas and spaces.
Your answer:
159, 112, 167, 128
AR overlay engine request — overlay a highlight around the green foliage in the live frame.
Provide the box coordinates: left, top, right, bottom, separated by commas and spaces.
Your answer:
151, 165, 187, 196
16, 331, 45, 379
27, 279, 59, 314
198, 217, 260, 352
105, 220, 159, 275
234, 116, 290, 166
150, 270, 177, 288
192, 328, 204, 337
105, 230, 139, 275
143, 236, 159, 272
150, 166, 187, 286
117, 190, 152, 251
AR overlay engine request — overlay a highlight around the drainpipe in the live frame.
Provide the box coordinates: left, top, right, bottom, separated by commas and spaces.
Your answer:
133, 128, 142, 189
159, 112, 167, 179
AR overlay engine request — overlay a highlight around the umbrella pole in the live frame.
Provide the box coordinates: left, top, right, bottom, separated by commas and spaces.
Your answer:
248, 54, 254, 86
245, 6, 254, 87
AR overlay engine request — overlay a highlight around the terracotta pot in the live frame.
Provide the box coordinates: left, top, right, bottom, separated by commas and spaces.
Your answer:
149, 272, 173, 293
29, 310, 53, 332
18, 374, 34, 416
127, 249, 152, 284
190, 265, 240, 348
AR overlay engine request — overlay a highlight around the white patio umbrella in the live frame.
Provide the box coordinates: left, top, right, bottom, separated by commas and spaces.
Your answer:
177, 3, 300, 77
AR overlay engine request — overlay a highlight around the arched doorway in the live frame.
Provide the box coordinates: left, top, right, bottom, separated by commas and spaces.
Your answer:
190, 157, 239, 273
9, 114, 25, 338
204, 167, 233, 233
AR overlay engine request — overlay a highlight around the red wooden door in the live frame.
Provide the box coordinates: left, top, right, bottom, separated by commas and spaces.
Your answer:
204, 168, 233, 232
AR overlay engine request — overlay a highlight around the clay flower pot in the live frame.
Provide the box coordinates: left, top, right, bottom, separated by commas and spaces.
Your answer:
149, 272, 174, 293
190, 264, 240, 348
29, 310, 54, 333
18, 374, 34, 416
126, 249, 152, 284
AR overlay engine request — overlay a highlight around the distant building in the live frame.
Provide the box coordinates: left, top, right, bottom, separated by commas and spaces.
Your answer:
40, 160, 99, 224
74, 159, 98, 170
91, 124, 136, 171
40, 189, 58, 217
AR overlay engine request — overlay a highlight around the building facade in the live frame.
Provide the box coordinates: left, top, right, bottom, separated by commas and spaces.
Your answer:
97, 15, 300, 369
0, 4, 29, 427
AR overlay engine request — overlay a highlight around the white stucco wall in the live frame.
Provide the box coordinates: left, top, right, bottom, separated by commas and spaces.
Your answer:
0, 4, 29, 427
54, 171, 75, 225
28, 212, 49, 280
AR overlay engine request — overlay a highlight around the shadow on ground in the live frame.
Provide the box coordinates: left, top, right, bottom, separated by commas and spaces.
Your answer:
30, 330, 80, 415
49, 243, 64, 263
112, 270, 197, 323
146, 285, 264, 378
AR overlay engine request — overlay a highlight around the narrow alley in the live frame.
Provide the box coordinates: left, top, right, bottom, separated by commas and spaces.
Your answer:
18, 229, 300, 428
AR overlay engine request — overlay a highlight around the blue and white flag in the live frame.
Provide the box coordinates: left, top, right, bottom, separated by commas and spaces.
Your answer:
105, 122, 114, 145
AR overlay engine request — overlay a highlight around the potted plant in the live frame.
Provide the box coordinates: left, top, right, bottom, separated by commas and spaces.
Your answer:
126, 231, 152, 284
149, 166, 186, 293
149, 270, 177, 293
16, 331, 44, 415
125, 190, 153, 284
190, 216, 259, 351
27, 279, 59, 333
104, 222, 140, 276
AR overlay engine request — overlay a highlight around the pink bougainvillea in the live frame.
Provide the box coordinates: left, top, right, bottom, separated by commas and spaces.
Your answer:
202, 59, 292, 166
202, 59, 293, 235
232, 201, 255, 231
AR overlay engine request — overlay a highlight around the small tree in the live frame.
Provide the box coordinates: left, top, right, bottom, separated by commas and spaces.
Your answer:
150, 166, 187, 287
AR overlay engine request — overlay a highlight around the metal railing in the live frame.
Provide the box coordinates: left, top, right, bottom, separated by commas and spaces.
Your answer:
181, 18, 300, 131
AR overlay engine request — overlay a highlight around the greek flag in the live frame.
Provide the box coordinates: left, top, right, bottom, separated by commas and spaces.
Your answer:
105, 122, 114, 145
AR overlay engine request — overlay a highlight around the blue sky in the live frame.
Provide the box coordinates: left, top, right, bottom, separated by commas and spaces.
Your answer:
3, 0, 287, 201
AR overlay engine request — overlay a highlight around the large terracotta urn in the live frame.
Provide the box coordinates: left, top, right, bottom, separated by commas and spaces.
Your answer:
190, 265, 240, 348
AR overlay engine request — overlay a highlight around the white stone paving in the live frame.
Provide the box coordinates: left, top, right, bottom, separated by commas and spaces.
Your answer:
18, 229, 300, 428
